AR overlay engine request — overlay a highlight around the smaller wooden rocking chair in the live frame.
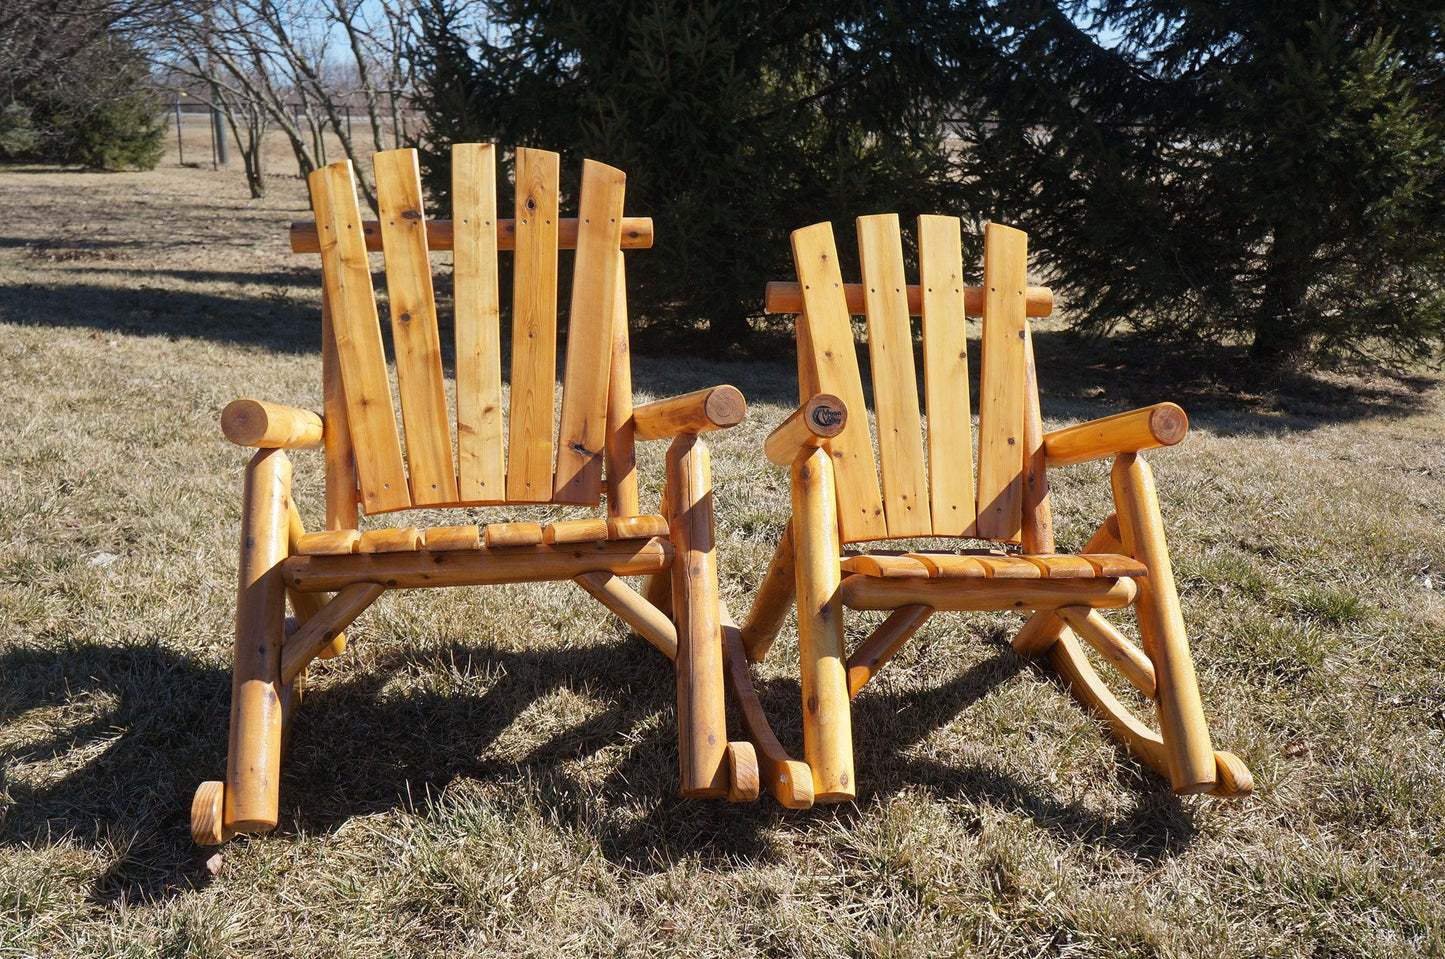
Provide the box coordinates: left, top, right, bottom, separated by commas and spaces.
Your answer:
734, 214, 1253, 805
192, 145, 760, 844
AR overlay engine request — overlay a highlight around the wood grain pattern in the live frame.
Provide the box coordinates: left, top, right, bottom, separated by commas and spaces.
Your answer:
320, 291, 360, 530
974, 222, 1029, 543
309, 160, 410, 514
857, 214, 930, 537
604, 257, 639, 517
918, 214, 976, 537
554, 159, 626, 504
373, 149, 458, 505
506, 148, 561, 502
451, 143, 506, 501
790, 222, 887, 542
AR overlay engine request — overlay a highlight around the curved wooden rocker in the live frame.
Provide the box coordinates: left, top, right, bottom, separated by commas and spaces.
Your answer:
192, 145, 759, 844
731, 214, 1252, 807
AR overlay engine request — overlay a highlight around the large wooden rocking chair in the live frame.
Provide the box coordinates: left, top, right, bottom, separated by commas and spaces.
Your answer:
192, 145, 761, 844
733, 214, 1253, 805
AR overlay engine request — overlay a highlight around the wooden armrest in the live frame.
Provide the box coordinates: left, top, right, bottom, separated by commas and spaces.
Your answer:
632, 385, 746, 440
764, 394, 847, 465
222, 398, 325, 449
1043, 402, 1188, 467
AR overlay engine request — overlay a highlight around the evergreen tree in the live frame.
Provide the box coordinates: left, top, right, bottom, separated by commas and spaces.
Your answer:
962, 1, 1445, 366
413, 0, 983, 343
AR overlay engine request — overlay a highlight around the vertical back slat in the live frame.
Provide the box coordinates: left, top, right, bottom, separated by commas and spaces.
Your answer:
1020, 323, 1054, 553
605, 257, 640, 518
320, 290, 360, 530
373, 149, 458, 505
975, 222, 1029, 542
857, 214, 931, 538
918, 214, 976, 537
555, 160, 626, 504
452, 143, 506, 502
506, 148, 561, 502
791, 222, 888, 542
310, 160, 410, 514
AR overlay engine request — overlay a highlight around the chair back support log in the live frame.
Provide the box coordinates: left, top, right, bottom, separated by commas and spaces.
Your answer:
776, 216, 1044, 545
305, 146, 638, 520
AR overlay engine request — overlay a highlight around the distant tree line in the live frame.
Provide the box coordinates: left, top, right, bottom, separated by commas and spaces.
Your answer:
6, 0, 1441, 366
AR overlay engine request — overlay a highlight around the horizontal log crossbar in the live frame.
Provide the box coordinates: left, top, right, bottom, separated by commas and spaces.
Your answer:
765, 281, 1053, 317
290, 217, 655, 254
839, 575, 1138, 612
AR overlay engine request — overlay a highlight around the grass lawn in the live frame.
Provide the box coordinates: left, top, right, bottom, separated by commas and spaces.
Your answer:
0, 148, 1442, 957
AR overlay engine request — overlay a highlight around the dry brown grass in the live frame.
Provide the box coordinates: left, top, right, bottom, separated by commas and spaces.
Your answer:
1, 141, 1443, 957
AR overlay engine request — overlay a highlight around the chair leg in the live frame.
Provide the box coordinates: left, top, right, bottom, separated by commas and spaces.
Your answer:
666, 434, 728, 798
1111, 452, 1218, 794
792, 447, 854, 802
194, 449, 293, 844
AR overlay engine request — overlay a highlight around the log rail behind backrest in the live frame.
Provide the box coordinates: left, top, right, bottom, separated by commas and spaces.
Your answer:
768, 216, 1054, 546
300, 145, 653, 525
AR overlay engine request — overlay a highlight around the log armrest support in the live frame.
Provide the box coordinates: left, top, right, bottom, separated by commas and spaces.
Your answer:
222, 398, 325, 449
764, 394, 847, 466
632, 385, 746, 440
1042, 402, 1188, 468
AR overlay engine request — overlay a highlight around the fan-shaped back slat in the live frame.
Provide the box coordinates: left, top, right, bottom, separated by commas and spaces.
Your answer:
506, 147, 561, 502
309, 160, 410, 514
918, 215, 976, 537
790, 222, 888, 542
374, 149, 457, 505
452, 143, 505, 502
974, 222, 1029, 543
857, 214, 931, 537
554, 160, 627, 504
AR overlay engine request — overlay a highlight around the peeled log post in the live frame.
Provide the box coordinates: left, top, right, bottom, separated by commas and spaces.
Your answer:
633, 385, 746, 441
667, 434, 728, 797
793, 446, 854, 802
225, 449, 291, 835
1111, 452, 1216, 794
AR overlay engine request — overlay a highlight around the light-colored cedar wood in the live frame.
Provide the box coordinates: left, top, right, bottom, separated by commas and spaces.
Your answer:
839, 574, 1138, 612
373, 149, 458, 505
296, 529, 361, 555
544, 518, 610, 544
857, 214, 931, 537
764, 394, 847, 466
607, 515, 669, 540
918, 214, 976, 537
796, 308, 822, 398
321, 292, 360, 531
605, 258, 639, 518
1021, 554, 1102, 578
280, 583, 386, 684
667, 434, 728, 797
358, 527, 423, 553
452, 143, 506, 501
792, 446, 855, 801
764, 280, 1054, 318
1044, 403, 1190, 468
224, 449, 291, 834
721, 621, 814, 808
573, 571, 678, 660
740, 521, 795, 663
482, 522, 544, 548
1056, 605, 1157, 699
424, 525, 482, 551
726, 741, 762, 802
790, 222, 888, 542
642, 476, 673, 613
290, 216, 655, 253
1111, 453, 1217, 793
506, 148, 561, 502
1211, 751, 1254, 798
283, 537, 673, 592
1020, 324, 1054, 553
904, 553, 989, 578
554, 160, 627, 504
191, 781, 231, 845
222, 399, 323, 449
631, 385, 747, 441
839, 554, 932, 578
1013, 612, 1069, 657
975, 554, 1046, 578
283, 506, 346, 660
845, 605, 933, 697
1010, 514, 1132, 657
310, 161, 410, 514
974, 223, 1030, 543
1046, 628, 1172, 776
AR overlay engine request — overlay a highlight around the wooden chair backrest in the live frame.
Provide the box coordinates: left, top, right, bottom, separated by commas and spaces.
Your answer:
301, 146, 650, 519
771, 216, 1053, 546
